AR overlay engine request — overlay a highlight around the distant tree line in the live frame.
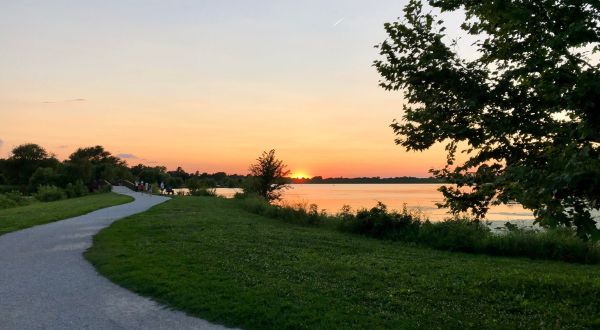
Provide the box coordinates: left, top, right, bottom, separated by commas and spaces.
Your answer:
0, 143, 247, 198
288, 176, 443, 184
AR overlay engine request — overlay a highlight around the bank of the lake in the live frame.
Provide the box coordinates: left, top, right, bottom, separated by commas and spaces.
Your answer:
86, 196, 600, 329
0, 193, 133, 236
186, 183, 537, 223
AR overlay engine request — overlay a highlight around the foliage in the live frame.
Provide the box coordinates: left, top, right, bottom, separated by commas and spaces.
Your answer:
190, 188, 217, 197
245, 149, 290, 202
484, 227, 600, 264
334, 202, 599, 264
98, 184, 113, 193
339, 202, 423, 241
0, 195, 18, 210
86, 196, 600, 329
0, 193, 133, 236
374, 0, 600, 239
27, 167, 59, 193
237, 194, 327, 225
34, 185, 66, 202
64, 180, 89, 198
185, 177, 213, 195
3, 191, 31, 206
65, 145, 129, 186
4, 144, 59, 185
418, 218, 490, 252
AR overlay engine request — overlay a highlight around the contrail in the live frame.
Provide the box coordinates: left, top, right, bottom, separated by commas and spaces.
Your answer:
333, 17, 345, 27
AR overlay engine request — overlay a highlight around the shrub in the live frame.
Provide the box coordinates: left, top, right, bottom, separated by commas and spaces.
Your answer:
419, 218, 490, 252
4, 190, 31, 206
191, 188, 217, 197
236, 195, 327, 226
0, 185, 24, 194
483, 228, 600, 264
339, 202, 422, 241
238, 195, 269, 214
35, 185, 66, 202
98, 184, 112, 193
27, 167, 58, 193
65, 180, 89, 198
336, 202, 599, 264
0, 194, 18, 210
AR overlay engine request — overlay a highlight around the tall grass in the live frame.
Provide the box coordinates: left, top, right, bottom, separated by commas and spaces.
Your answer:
234, 195, 600, 264
236, 194, 328, 225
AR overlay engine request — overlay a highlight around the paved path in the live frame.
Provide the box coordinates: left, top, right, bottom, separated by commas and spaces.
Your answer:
0, 186, 229, 330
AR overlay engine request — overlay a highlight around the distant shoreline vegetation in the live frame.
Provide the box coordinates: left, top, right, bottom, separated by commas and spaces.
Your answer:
287, 176, 444, 184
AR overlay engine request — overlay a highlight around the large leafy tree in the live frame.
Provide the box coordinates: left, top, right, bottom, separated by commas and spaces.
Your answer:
5, 144, 59, 185
245, 149, 291, 202
65, 146, 128, 185
375, 0, 600, 239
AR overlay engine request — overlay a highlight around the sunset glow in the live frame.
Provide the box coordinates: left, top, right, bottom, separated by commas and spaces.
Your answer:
291, 172, 311, 179
0, 1, 466, 177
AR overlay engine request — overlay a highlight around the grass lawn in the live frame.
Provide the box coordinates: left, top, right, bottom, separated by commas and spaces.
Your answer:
86, 196, 600, 329
0, 193, 133, 236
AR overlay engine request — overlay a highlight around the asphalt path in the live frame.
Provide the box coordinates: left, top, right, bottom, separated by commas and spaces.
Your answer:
0, 186, 230, 330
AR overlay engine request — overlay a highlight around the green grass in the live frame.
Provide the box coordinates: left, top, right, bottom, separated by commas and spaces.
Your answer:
0, 193, 133, 235
86, 196, 600, 329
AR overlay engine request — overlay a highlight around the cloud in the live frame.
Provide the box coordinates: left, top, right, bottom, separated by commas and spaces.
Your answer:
0, 139, 3, 150
117, 153, 137, 159
56, 145, 69, 149
42, 98, 87, 104
333, 17, 345, 27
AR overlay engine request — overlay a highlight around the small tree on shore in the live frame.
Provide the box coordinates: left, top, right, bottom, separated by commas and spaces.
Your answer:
245, 149, 290, 202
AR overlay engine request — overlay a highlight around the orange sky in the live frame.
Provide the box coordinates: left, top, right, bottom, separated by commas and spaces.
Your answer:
0, 1, 463, 177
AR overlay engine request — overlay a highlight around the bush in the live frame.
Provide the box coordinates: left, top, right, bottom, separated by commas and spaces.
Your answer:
35, 185, 66, 202
0, 185, 24, 194
28, 167, 58, 193
65, 180, 89, 198
236, 195, 327, 226
190, 188, 217, 197
483, 228, 600, 264
336, 202, 599, 264
339, 202, 422, 241
0, 194, 18, 210
98, 184, 112, 193
419, 218, 490, 252
4, 190, 31, 206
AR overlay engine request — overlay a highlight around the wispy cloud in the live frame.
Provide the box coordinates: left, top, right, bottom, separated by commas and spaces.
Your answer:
333, 17, 345, 27
56, 145, 69, 149
117, 153, 138, 159
0, 138, 3, 150
42, 98, 87, 104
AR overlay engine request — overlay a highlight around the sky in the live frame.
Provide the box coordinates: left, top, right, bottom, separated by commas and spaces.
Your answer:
0, 0, 469, 178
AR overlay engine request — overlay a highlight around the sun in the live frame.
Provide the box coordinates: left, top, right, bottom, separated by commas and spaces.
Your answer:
291, 171, 310, 179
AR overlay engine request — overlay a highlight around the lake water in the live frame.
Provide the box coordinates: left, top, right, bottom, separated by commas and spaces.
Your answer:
209, 184, 536, 223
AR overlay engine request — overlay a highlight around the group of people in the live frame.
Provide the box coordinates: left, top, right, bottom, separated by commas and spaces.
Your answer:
134, 181, 153, 194
134, 181, 174, 195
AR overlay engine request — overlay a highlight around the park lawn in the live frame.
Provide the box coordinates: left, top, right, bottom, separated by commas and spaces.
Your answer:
85, 196, 600, 329
0, 193, 133, 236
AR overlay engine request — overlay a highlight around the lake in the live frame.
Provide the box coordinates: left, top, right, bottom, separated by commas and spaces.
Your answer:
209, 184, 536, 223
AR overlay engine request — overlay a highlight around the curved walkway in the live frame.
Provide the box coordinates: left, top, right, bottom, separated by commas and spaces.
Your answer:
0, 186, 230, 330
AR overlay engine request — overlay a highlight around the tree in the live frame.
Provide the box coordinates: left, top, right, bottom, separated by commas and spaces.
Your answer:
5, 144, 58, 185
245, 149, 291, 202
65, 146, 127, 185
375, 0, 600, 239
28, 167, 58, 193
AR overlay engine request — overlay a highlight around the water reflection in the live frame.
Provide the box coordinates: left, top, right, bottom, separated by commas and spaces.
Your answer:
180, 184, 536, 222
